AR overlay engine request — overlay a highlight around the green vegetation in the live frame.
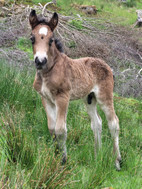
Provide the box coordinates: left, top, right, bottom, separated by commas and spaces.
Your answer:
69, 20, 84, 30
0, 60, 141, 188
16, 37, 33, 59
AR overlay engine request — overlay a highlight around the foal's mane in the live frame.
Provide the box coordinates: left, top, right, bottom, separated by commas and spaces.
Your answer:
37, 16, 49, 26
54, 38, 64, 53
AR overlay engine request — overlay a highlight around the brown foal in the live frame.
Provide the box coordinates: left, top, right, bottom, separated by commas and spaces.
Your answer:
29, 10, 121, 170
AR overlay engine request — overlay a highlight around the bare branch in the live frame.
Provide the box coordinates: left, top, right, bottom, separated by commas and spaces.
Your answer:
38, 3, 43, 8
42, 2, 53, 16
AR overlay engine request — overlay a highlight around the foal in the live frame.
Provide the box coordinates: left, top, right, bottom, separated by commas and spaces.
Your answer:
29, 10, 121, 170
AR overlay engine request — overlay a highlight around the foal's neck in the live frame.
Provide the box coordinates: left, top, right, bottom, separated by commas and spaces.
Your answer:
50, 42, 61, 63
41, 42, 62, 75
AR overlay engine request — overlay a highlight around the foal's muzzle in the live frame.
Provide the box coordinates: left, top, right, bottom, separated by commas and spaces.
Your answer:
35, 57, 47, 69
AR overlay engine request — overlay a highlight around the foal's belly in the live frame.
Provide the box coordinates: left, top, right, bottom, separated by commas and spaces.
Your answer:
40, 77, 94, 102
70, 80, 94, 100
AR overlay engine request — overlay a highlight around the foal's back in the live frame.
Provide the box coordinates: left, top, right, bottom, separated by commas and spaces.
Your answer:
64, 55, 113, 101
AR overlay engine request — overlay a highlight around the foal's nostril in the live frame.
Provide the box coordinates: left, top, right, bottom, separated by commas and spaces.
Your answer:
35, 57, 40, 64
42, 58, 47, 65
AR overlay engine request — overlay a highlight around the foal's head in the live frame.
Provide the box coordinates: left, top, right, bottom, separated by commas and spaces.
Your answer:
29, 10, 58, 70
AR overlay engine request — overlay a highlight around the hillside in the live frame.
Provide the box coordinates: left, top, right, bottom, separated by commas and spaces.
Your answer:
0, 0, 142, 188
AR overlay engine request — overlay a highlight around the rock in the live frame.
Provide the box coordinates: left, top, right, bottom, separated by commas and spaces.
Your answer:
135, 10, 142, 27
80, 5, 97, 14
73, 4, 97, 15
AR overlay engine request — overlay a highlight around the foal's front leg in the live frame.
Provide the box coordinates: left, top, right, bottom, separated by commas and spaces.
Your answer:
55, 93, 69, 164
42, 97, 56, 136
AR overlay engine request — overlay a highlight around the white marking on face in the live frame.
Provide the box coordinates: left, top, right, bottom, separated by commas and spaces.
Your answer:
34, 51, 48, 62
39, 27, 48, 36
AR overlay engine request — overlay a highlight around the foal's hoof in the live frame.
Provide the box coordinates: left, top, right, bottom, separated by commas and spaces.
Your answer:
61, 152, 67, 165
61, 155, 67, 165
115, 157, 122, 171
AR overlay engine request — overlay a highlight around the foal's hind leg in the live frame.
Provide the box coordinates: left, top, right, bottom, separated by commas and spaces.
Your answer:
97, 94, 121, 170
84, 96, 102, 156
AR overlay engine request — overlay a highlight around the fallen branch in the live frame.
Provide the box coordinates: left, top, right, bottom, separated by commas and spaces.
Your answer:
136, 68, 142, 78
2, 7, 11, 11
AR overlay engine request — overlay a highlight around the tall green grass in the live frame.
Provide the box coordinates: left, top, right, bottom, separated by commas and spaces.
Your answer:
0, 60, 141, 188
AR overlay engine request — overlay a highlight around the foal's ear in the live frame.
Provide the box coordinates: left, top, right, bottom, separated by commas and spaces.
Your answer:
48, 12, 58, 31
29, 10, 39, 29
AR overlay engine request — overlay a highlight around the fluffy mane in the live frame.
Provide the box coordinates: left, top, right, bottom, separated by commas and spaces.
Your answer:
54, 38, 64, 53
37, 16, 49, 26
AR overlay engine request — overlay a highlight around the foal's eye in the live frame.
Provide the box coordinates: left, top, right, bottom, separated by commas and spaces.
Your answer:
49, 38, 53, 46
30, 35, 35, 44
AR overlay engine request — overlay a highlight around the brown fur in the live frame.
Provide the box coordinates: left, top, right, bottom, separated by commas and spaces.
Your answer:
29, 10, 121, 170
34, 54, 113, 101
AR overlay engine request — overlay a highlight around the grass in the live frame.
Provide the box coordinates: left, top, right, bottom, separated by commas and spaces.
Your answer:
0, 60, 141, 188
16, 37, 33, 59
